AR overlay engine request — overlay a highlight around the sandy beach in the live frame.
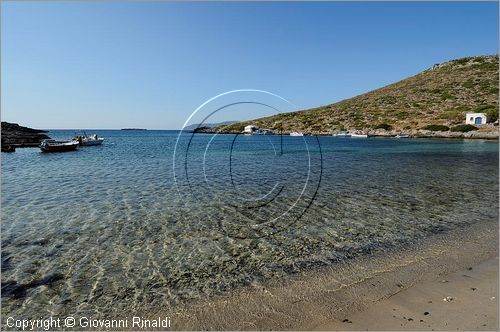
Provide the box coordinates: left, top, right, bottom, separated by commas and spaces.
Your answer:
312, 257, 498, 331
165, 221, 498, 330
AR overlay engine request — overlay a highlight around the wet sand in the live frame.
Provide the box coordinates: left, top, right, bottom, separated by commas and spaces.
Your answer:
165, 222, 498, 330
312, 257, 499, 331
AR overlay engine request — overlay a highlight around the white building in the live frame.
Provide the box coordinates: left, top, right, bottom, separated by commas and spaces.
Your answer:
244, 125, 259, 134
465, 113, 487, 125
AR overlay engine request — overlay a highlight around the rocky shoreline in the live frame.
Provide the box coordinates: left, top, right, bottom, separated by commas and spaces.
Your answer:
364, 127, 499, 139
193, 127, 499, 139
1, 122, 50, 151
385, 129, 498, 139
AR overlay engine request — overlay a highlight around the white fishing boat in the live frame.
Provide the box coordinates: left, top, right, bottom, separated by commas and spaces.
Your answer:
395, 134, 410, 138
290, 132, 304, 136
332, 131, 351, 137
350, 133, 368, 138
73, 134, 104, 146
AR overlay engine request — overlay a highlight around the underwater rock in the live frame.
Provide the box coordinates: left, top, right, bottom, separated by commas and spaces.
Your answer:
1, 273, 64, 299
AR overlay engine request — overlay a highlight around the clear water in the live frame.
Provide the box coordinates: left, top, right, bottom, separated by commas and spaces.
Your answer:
2, 130, 498, 318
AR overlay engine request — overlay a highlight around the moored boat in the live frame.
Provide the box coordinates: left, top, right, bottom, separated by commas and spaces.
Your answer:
73, 134, 104, 146
351, 133, 368, 138
332, 131, 351, 137
395, 134, 410, 138
40, 140, 79, 152
290, 132, 304, 136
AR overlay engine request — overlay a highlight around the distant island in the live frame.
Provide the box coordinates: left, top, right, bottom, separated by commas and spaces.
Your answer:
201, 55, 499, 139
121, 128, 147, 131
1, 122, 50, 150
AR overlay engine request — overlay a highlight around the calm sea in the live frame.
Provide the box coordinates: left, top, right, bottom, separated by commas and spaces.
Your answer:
2, 130, 498, 318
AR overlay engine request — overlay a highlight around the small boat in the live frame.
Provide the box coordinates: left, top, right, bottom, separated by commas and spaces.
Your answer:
73, 134, 104, 146
395, 134, 410, 138
332, 131, 351, 137
253, 129, 274, 135
40, 140, 79, 152
350, 133, 368, 138
290, 132, 304, 136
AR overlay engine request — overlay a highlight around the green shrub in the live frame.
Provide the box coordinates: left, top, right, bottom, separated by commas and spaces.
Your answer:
475, 61, 498, 71
380, 96, 397, 104
224, 123, 245, 132
440, 92, 456, 100
374, 123, 392, 131
454, 57, 472, 65
472, 105, 499, 123
462, 79, 475, 89
396, 111, 409, 119
450, 124, 478, 132
421, 124, 450, 131
486, 108, 499, 122
438, 109, 462, 121
354, 121, 366, 130
454, 105, 470, 112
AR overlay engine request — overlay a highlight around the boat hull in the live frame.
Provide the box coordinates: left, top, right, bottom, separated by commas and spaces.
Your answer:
74, 135, 104, 146
40, 141, 79, 152
79, 139, 104, 146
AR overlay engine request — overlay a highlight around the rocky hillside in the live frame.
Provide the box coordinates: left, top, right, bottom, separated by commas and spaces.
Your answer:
1, 122, 50, 148
212, 55, 499, 135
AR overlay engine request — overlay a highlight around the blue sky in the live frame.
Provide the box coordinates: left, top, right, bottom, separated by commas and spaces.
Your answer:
1, 2, 498, 129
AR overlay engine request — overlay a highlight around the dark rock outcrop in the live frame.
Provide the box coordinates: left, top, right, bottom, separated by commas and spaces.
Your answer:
1, 122, 50, 149
1, 273, 64, 299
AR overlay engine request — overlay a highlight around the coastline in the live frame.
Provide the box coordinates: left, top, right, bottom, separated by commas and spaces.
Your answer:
161, 221, 498, 330
192, 128, 499, 140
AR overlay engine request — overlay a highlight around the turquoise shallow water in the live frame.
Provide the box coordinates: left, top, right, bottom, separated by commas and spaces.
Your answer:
1, 130, 498, 319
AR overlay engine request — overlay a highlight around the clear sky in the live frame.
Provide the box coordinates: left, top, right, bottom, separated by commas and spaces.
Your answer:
1, 2, 498, 129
